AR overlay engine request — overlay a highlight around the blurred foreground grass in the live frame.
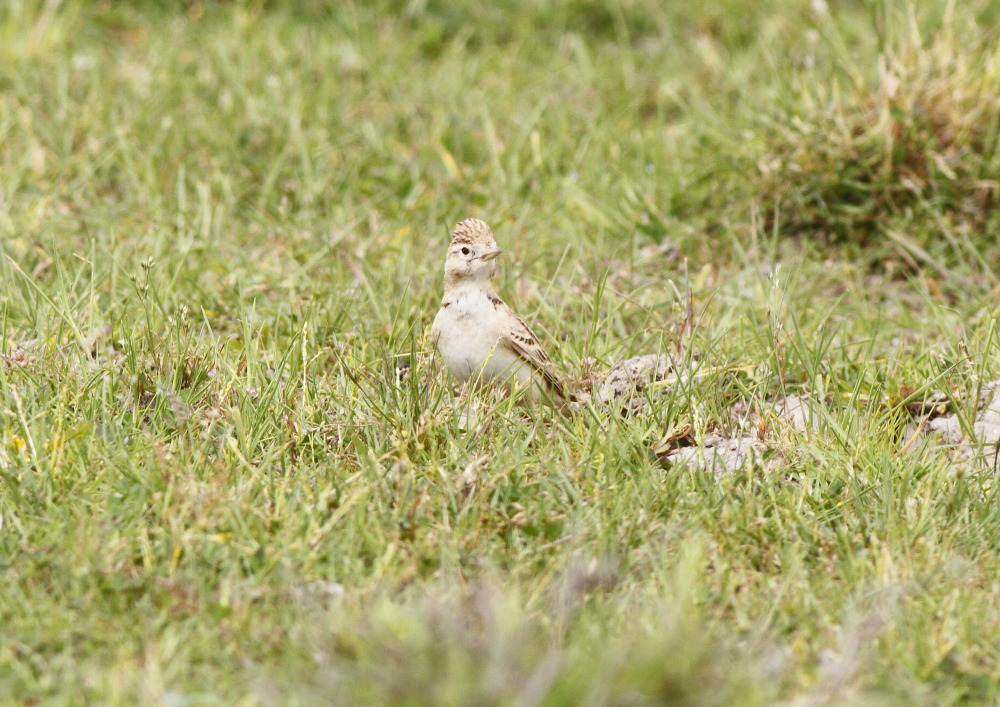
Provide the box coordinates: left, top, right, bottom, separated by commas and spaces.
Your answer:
2, 0, 1000, 704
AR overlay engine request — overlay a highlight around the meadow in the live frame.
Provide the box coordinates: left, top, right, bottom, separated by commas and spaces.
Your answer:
2, 0, 1000, 703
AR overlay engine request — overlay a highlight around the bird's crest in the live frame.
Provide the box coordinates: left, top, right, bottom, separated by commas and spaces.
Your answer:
450, 217, 495, 246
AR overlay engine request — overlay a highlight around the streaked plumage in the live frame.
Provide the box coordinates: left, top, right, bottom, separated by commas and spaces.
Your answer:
431, 217, 572, 411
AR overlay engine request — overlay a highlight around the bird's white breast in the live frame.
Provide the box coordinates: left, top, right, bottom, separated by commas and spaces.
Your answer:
432, 289, 526, 386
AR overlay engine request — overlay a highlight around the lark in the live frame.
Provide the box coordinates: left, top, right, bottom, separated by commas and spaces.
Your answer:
431, 217, 572, 412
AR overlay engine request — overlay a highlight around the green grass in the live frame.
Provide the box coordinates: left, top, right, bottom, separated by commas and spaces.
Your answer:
2, 0, 1000, 704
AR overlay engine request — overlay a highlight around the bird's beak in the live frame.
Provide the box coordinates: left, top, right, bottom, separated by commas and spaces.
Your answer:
479, 247, 502, 261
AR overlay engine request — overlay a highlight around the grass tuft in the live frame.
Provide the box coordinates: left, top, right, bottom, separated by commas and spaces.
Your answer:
747, 6, 1000, 252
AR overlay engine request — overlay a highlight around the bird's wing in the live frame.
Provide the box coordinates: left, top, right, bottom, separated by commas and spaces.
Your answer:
497, 304, 571, 404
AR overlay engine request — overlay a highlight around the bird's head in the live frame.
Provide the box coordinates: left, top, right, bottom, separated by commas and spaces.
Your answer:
443, 217, 502, 287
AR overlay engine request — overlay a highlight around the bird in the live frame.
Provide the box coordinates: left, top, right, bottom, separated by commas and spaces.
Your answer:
430, 217, 573, 412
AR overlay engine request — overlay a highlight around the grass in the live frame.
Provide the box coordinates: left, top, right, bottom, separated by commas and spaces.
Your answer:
2, 0, 1000, 703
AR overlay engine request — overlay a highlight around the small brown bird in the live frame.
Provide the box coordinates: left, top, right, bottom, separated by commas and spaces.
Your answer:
430, 218, 572, 411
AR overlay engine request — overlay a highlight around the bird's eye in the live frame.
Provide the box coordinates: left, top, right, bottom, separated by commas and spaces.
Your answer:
461, 247, 470, 255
